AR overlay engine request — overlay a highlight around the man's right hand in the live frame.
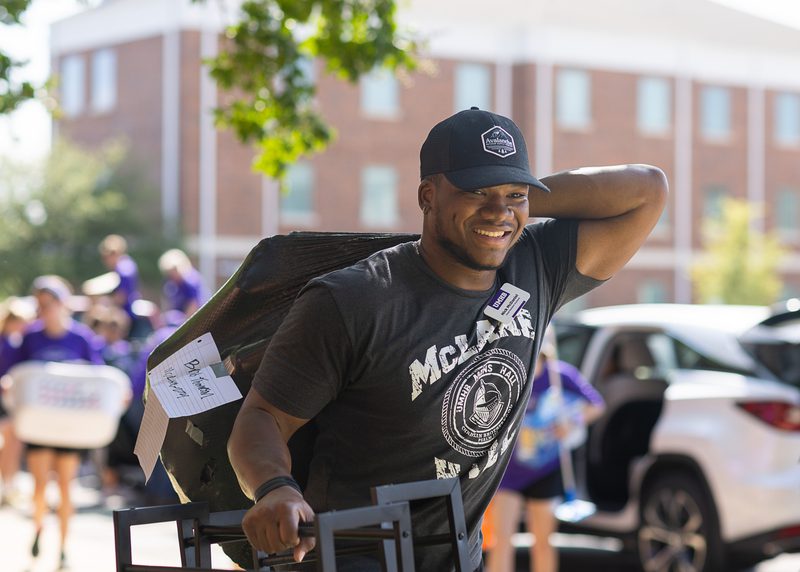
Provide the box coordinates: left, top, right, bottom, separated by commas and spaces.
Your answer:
241, 485, 316, 562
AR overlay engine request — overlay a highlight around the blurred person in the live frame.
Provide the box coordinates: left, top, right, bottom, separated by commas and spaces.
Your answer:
0, 276, 103, 568
0, 297, 35, 506
122, 309, 184, 504
158, 248, 208, 317
99, 234, 141, 326
86, 304, 135, 374
485, 341, 605, 572
83, 303, 137, 493
128, 309, 186, 405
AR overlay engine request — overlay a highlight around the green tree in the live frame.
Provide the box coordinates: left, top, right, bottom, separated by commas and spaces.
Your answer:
0, 0, 37, 114
1, 0, 416, 179
692, 198, 784, 305
0, 139, 169, 297
203, 0, 416, 180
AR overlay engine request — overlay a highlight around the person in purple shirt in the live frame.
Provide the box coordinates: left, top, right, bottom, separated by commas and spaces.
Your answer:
99, 234, 141, 323
486, 339, 605, 572
120, 309, 184, 504
158, 248, 207, 316
1, 276, 103, 568
0, 297, 34, 506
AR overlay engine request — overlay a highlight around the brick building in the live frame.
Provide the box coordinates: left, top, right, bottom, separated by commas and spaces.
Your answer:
51, 0, 800, 308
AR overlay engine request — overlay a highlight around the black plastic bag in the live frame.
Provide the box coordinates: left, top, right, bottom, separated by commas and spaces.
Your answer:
145, 231, 417, 566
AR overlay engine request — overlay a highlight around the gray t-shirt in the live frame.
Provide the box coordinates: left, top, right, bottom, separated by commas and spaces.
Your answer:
252, 219, 602, 571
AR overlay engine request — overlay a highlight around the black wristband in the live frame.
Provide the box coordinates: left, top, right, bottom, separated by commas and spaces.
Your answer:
253, 475, 302, 503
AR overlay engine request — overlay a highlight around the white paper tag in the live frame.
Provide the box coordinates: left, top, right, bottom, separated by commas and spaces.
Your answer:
134, 395, 169, 482
134, 333, 242, 481
483, 282, 530, 324
150, 360, 241, 417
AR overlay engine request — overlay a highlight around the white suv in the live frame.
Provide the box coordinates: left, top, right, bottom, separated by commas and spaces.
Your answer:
553, 302, 800, 572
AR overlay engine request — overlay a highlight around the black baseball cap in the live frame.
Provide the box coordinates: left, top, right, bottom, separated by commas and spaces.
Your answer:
420, 107, 549, 192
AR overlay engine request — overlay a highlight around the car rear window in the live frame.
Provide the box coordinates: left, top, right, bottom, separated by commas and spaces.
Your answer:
740, 311, 800, 388
554, 323, 594, 368
672, 337, 754, 376
745, 343, 800, 388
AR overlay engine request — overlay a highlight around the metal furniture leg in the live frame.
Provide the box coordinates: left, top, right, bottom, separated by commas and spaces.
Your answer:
314, 502, 415, 572
113, 502, 211, 571
372, 478, 470, 572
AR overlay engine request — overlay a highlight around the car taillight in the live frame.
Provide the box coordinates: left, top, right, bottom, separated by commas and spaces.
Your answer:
737, 401, 800, 431
777, 524, 800, 539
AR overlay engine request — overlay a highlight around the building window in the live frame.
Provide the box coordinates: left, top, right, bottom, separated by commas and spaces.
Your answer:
556, 69, 591, 129
638, 280, 668, 303
91, 49, 117, 113
776, 188, 799, 241
280, 162, 314, 221
703, 185, 729, 220
700, 86, 731, 139
774, 92, 800, 146
454, 63, 491, 112
360, 166, 398, 227
637, 77, 671, 135
360, 68, 398, 118
61, 55, 85, 117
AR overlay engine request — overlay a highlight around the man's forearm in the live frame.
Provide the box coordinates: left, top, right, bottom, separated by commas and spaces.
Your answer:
228, 404, 294, 500
530, 164, 667, 220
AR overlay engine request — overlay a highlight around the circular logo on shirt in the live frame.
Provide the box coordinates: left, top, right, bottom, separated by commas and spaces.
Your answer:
441, 348, 526, 457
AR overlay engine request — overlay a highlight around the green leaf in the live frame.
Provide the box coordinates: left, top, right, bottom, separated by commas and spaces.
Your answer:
202, 0, 416, 182
1, 0, 417, 186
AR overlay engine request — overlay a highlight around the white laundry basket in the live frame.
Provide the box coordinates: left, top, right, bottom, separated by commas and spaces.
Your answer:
4, 361, 131, 449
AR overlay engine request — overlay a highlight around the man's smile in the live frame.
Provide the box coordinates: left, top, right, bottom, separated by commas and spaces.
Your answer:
472, 227, 516, 245
474, 229, 506, 238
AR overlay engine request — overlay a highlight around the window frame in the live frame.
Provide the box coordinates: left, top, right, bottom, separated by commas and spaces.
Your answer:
637, 76, 672, 136
360, 68, 400, 119
360, 165, 399, 228
555, 68, 592, 130
700, 85, 732, 141
60, 54, 86, 118
454, 62, 492, 113
280, 162, 317, 226
91, 48, 117, 114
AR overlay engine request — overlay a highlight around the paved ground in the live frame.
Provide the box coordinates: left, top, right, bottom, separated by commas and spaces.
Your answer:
512, 533, 800, 571
0, 471, 238, 572
1, 470, 798, 572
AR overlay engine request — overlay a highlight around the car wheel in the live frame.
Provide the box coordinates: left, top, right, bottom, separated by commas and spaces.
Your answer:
637, 472, 725, 572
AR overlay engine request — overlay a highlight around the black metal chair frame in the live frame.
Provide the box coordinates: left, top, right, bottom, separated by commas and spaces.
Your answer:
113, 478, 470, 572
372, 478, 471, 572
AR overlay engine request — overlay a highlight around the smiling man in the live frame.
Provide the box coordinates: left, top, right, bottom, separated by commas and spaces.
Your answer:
228, 107, 667, 571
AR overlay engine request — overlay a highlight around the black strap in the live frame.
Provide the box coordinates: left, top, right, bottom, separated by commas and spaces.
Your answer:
253, 475, 302, 503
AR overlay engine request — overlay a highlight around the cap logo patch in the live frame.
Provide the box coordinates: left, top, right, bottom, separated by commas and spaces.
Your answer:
481, 126, 516, 158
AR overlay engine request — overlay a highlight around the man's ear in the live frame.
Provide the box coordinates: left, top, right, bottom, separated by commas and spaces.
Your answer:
418, 177, 435, 213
